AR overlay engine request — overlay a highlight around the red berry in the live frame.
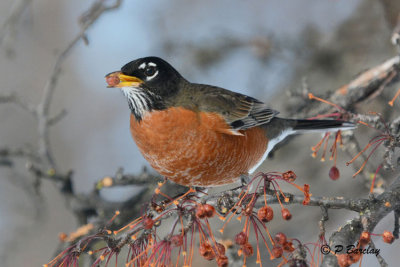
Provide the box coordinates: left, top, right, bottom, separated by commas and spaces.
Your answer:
274, 232, 287, 245
241, 243, 254, 257
359, 231, 370, 246
257, 206, 274, 222
203, 204, 215, 218
170, 234, 183, 247
329, 166, 340, 180
142, 217, 154, 229
216, 255, 228, 267
272, 246, 283, 258
215, 242, 226, 255
105, 75, 120, 86
196, 205, 206, 219
282, 171, 297, 182
281, 208, 292, 220
347, 249, 361, 263
282, 241, 295, 252
382, 230, 394, 244
199, 243, 214, 260
337, 254, 351, 267
235, 232, 248, 245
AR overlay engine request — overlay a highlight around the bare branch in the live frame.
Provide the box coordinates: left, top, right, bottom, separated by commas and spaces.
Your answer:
0, 92, 37, 116
321, 176, 400, 267
0, 0, 33, 45
37, 0, 123, 168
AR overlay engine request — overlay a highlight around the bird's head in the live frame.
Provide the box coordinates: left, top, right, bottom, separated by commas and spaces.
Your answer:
105, 57, 184, 120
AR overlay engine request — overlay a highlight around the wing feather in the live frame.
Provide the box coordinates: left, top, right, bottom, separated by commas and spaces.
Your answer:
194, 85, 278, 131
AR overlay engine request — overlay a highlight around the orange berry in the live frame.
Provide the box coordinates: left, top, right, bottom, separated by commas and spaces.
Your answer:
281, 208, 292, 220
199, 243, 214, 260
272, 246, 283, 258
359, 231, 370, 246
257, 206, 274, 222
216, 255, 228, 267
106, 75, 120, 86
347, 249, 361, 263
282, 171, 296, 182
282, 241, 295, 252
196, 205, 206, 219
274, 232, 287, 245
241, 243, 254, 257
382, 230, 394, 244
203, 204, 215, 218
337, 254, 351, 267
215, 242, 226, 255
235, 232, 248, 245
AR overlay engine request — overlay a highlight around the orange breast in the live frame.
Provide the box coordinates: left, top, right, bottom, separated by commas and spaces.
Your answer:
130, 107, 268, 186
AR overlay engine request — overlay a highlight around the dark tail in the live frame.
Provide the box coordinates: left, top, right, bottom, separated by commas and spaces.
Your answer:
293, 119, 355, 133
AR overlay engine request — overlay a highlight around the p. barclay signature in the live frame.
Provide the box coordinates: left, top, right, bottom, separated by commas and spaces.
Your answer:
321, 244, 380, 256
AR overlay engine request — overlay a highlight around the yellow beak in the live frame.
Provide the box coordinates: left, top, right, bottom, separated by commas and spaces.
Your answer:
105, 71, 143, 88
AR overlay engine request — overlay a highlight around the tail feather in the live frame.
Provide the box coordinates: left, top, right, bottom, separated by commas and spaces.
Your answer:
293, 119, 355, 133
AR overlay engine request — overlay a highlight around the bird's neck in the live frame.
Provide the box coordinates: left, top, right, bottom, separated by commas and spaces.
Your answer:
122, 87, 165, 121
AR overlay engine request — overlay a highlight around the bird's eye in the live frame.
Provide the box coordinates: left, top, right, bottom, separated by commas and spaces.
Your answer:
144, 66, 157, 77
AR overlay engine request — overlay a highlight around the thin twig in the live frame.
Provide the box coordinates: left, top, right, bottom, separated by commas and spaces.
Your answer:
0, 0, 33, 45
369, 240, 388, 267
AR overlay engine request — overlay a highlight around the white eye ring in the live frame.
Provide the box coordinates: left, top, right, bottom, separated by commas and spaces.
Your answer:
144, 66, 156, 77
146, 70, 159, 81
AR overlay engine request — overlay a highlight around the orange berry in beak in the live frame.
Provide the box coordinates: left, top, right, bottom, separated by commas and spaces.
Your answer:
106, 75, 120, 87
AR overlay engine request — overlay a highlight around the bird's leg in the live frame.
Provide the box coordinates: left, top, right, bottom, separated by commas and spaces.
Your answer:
194, 186, 208, 195
240, 174, 250, 187
158, 176, 168, 188
159, 186, 206, 208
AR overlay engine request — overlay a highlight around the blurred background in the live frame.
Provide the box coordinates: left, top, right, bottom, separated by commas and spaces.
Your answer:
0, 0, 399, 266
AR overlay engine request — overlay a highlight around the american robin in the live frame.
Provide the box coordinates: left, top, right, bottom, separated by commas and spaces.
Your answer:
105, 57, 354, 187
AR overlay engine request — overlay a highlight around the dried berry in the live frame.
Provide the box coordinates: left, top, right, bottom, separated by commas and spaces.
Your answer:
216, 255, 228, 267
282, 241, 295, 252
337, 254, 351, 267
359, 231, 370, 246
281, 208, 292, 220
241, 243, 254, 257
142, 217, 154, 229
257, 206, 274, 222
282, 170, 296, 182
329, 166, 340, 180
347, 249, 361, 263
196, 205, 206, 219
105, 75, 120, 87
235, 232, 248, 245
170, 234, 183, 247
215, 242, 226, 255
199, 243, 214, 260
203, 204, 215, 218
274, 232, 287, 245
272, 246, 283, 258
382, 230, 394, 244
